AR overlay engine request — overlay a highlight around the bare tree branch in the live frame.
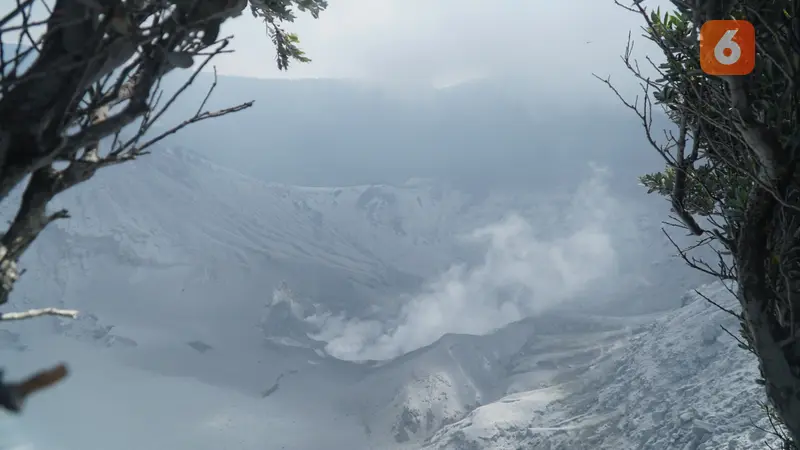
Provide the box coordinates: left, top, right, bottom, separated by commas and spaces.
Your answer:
0, 0, 328, 415
0, 363, 68, 413
0, 307, 78, 321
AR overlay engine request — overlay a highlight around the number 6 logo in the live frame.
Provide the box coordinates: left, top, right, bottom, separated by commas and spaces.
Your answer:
700, 20, 755, 75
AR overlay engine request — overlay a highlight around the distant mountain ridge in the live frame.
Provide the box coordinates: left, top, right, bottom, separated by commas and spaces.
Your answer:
151, 71, 669, 192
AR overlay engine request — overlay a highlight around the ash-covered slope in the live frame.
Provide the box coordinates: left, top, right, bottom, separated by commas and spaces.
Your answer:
4, 147, 505, 346
415, 282, 778, 450
4, 146, 698, 345
0, 147, 760, 450
0, 281, 777, 450
299, 282, 773, 450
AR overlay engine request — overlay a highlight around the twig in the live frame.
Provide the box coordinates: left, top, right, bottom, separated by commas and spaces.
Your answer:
694, 289, 740, 318
0, 307, 78, 321
134, 101, 253, 153
720, 325, 751, 352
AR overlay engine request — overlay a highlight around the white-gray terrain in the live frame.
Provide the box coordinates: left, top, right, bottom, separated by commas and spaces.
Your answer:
0, 143, 783, 449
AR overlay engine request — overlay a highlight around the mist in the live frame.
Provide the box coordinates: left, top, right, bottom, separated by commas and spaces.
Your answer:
313, 170, 623, 361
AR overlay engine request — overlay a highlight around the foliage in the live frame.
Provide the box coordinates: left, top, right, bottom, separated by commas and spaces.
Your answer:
0, 0, 325, 412
603, 0, 800, 445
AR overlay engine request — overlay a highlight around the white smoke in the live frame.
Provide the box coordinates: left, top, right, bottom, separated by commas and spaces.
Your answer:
314, 169, 623, 361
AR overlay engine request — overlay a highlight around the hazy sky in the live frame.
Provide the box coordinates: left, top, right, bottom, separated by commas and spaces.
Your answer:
218, 0, 673, 94
3, 0, 673, 98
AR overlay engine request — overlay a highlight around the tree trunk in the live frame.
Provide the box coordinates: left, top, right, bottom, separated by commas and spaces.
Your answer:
739, 182, 800, 444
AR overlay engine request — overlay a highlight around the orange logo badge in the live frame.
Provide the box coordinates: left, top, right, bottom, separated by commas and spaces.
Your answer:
699, 20, 755, 75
